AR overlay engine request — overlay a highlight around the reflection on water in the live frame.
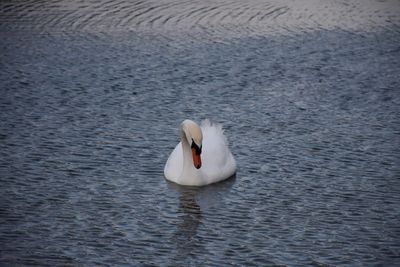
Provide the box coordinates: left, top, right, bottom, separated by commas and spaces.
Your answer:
174, 188, 204, 262
168, 176, 235, 265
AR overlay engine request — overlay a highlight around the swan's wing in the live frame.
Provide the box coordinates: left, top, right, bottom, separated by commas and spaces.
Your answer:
201, 120, 236, 183
164, 142, 183, 182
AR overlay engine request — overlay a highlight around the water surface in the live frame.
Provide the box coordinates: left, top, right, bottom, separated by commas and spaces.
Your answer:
1, 0, 400, 266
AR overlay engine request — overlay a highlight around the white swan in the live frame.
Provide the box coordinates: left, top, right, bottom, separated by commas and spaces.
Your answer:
164, 119, 236, 186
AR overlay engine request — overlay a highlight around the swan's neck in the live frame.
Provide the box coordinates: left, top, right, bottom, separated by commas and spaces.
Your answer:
180, 130, 201, 183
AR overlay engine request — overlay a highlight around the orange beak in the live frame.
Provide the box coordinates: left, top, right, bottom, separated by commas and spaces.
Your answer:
191, 147, 202, 169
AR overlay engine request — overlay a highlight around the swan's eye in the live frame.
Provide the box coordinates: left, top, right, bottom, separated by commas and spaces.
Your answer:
191, 139, 202, 155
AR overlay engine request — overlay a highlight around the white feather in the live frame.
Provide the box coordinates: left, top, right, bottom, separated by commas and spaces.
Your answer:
164, 119, 236, 186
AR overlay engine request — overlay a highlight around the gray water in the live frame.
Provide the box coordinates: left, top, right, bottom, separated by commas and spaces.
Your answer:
1, 0, 400, 266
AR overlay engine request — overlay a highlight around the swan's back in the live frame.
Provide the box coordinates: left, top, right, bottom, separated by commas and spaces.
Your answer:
201, 120, 236, 184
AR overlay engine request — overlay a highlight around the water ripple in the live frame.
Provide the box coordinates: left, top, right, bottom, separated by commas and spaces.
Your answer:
1, 0, 400, 266
1, 0, 399, 36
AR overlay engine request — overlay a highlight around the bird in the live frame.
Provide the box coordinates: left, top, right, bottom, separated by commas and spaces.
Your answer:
164, 119, 236, 186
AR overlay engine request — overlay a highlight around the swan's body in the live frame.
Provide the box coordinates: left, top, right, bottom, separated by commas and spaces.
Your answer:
164, 119, 236, 186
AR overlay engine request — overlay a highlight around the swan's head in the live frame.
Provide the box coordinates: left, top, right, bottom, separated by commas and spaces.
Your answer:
181, 119, 203, 169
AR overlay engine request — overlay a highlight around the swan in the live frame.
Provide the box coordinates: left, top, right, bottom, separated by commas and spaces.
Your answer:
164, 119, 236, 186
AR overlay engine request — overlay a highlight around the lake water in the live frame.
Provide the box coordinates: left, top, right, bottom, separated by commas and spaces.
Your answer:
1, 0, 400, 266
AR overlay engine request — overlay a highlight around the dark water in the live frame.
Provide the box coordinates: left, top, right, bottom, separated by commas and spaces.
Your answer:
1, 1, 400, 266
